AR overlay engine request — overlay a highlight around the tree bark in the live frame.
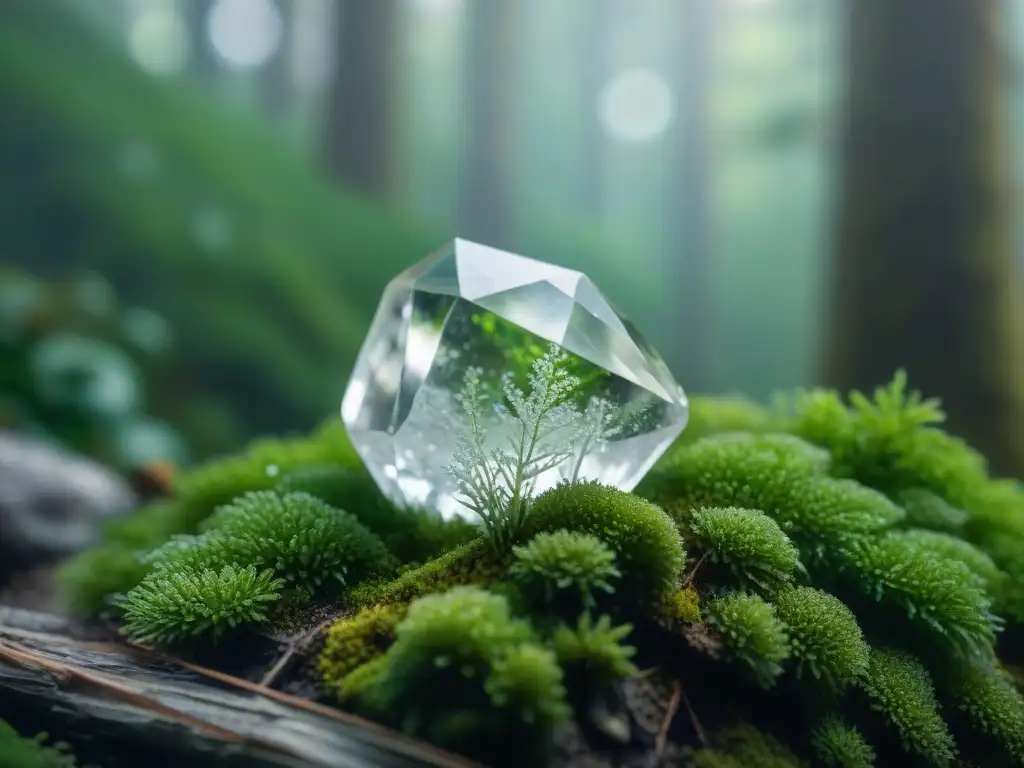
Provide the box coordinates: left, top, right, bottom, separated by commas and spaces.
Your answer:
824, 0, 1024, 475
260, 0, 294, 119
663, 0, 715, 390
0, 607, 480, 768
576, 0, 613, 216
322, 0, 399, 200
457, 0, 518, 249
183, 0, 219, 78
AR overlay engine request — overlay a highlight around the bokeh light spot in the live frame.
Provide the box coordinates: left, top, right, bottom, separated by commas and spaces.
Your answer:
128, 1, 189, 76
208, 0, 283, 69
599, 68, 674, 144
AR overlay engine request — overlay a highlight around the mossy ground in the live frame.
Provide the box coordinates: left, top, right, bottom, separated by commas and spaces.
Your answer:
55, 374, 1024, 768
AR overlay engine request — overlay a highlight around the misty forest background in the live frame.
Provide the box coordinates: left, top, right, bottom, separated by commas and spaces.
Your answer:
1, 0, 1023, 478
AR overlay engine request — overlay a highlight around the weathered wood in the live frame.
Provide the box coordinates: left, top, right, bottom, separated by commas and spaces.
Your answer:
0, 607, 482, 768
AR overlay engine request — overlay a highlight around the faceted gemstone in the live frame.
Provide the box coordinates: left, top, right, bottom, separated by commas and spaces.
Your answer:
341, 239, 689, 520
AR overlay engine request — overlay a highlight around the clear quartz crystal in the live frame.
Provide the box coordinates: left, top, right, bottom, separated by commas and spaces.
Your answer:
341, 239, 690, 519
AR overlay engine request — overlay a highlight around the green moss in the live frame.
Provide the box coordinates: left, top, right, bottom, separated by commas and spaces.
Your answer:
896, 488, 969, 532
519, 481, 685, 606
0, 721, 76, 768
367, 586, 569, 767
810, 716, 875, 768
772, 587, 869, 689
673, 395, 777, 446
55, 543, 150, 616
687, 506, 803, 594
119, 564, 284, 645
645, 435, 903, 557
275, 464, 479, 564
550, 613, 638, 697
659, 585, 703, 624
509, 530, 619, 614
945, 662, 1024, 766
693, 722, 803, 768
199, 491, 391, 594
837, 532, 998, 658
859, 648, 956, 766
706, 592, 790, 689
347, 537, 509, 608
318, 604, 408, 700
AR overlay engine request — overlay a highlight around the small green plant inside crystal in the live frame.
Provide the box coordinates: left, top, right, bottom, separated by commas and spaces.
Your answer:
56, 354, 1024, 768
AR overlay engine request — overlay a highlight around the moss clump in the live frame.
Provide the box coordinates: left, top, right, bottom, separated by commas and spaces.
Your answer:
57, 370, 1024, 768
509, 530, 619, 614
705, 592, 790, 689
645, 434, 904, 557
358, 586, 570, 767
198, 491, 391, 594
0, 721, 76, 768
837, 532, 998, 658
945, 661, 1024, 766
318, 603, 408, 701
687, 506, 803, 594
119, 565, 283, 645
518, 481, 685, 606
859, 647, 955, 765
550, 613, 638, 699
810, 716, 875, 768
275, 464, 479, 563
772, 587, 869, 689
348, 537, 508, 608
659, 585, 702, 624
693, 722, 802, 768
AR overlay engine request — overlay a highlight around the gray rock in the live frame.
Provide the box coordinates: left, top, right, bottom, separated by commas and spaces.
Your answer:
0, 430, 136, 577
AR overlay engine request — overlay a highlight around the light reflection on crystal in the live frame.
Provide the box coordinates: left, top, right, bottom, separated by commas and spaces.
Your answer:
341, 239, 689, 520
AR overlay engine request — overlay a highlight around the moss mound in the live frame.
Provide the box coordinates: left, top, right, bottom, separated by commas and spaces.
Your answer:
58, 373, 1024, 767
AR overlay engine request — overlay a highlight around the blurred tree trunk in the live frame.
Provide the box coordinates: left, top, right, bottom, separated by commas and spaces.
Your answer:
824, 0, 1024, 475
322, 0, 399, 200
184, 0, 218, 78
663, 0, 714, 390
577, 0, 613, 216
458, 0, 518, 248
260, 0, 294, 119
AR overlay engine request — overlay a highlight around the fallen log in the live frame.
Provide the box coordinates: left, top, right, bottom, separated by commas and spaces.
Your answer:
0, 606, 482, 768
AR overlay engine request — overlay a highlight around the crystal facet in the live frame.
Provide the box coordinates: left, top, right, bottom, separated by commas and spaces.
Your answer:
341, 239, 689, 519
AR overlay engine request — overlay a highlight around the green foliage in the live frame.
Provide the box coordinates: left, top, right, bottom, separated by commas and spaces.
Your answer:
364, 586, 570, 766
197, 491, 391, 594
687, 506, 803, 594
519, 480, 685, 606
0, 721, 76, 768
446, 345, 622, 551
945, 662, 1024, 766
550, 613, 638, 694
275, 464, 478, 563
644, 433, 903, 557
509, 530, 619, 614
672, 395, 777, 446
896, 488, 969, 532
659, 585, 703, 624
772, 587, 869, 689
705, 592, 790, 689
55, 368, 1024, 768
837, 532, 999, 658
119, 565, 283, 645
860, 648, 955, 766
693, 722, 803, 768
318, 604, 408, 700
810, 716, 875, 768
0, 266, 189, 468
348, 537, 508, 608
0, 1, 444, 450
